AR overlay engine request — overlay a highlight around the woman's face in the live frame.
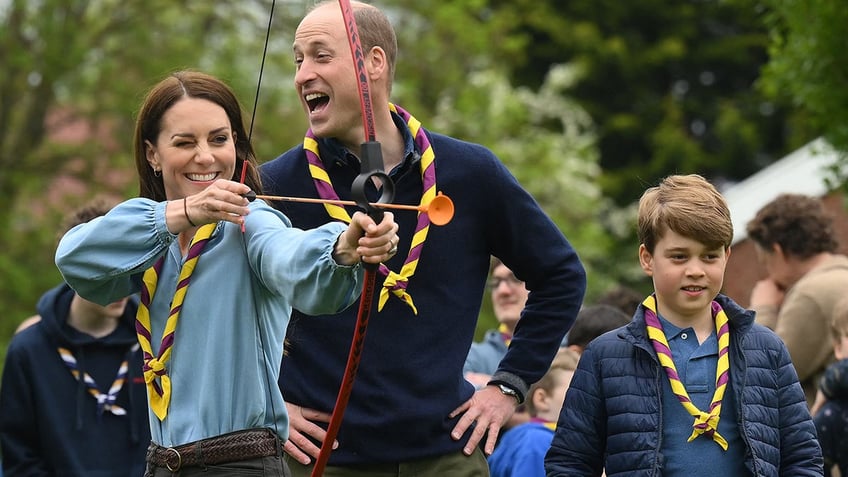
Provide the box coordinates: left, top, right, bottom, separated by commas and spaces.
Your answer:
145, 97, 237, 200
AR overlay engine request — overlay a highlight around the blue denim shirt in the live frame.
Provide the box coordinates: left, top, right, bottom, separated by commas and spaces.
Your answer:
55, 198, 362, 447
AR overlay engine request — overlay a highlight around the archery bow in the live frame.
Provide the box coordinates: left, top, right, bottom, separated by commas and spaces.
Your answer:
310, 1, 389, 475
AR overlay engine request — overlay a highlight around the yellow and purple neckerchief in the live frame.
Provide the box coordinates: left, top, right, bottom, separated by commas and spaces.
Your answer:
643, 294, 730, 450
135, 223, 215, 420
498, 323, 512, 347
57, 343, 139, 417
304, 103, 435, 314
529, 417, 557, 431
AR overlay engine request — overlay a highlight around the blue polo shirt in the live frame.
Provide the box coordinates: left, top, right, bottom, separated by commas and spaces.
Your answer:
657, 314, 749, 476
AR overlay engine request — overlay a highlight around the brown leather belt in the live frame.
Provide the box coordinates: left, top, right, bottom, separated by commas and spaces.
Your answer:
146, 428, 279, 471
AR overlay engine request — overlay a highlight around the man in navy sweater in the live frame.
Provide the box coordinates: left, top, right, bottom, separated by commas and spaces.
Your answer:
260, 1, 586, 475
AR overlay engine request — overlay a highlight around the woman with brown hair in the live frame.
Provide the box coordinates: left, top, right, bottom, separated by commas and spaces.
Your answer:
56, 70, 399, 476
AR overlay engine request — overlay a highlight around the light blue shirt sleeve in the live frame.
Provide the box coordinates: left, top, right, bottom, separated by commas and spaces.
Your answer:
55, 197, 364, 446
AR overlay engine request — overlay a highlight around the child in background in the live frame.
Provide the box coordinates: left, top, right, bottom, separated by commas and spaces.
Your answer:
0, 198, 150, 476
564, 304, 631, 355
488, 347, 579, 477
812, 296, 848, 477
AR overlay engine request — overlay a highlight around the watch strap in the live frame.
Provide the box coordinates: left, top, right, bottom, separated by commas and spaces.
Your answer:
487, 376, 526, 405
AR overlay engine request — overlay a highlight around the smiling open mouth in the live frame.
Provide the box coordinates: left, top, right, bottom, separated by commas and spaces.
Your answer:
306, 93, 329, 112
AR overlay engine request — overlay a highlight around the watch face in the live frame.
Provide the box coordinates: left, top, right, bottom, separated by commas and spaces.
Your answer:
498, 384, 520, 402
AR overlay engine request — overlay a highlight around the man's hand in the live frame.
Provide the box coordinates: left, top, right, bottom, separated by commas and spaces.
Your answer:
749, 278, 785, 309
448, 385, 518, 456
282, 402, 337, 464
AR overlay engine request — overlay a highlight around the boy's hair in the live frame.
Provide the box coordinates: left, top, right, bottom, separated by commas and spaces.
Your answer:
746, 193, 838, 259
566, 304, 631, 349
57, 197, 119, 243
637, 174, 733, 253
830, 296, 848, 341
595, 285, 644, 317
525, 348, 579, 417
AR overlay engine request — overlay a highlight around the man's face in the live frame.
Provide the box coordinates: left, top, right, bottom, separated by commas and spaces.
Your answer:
292, 3, 366, 146
489, 264, 528, 330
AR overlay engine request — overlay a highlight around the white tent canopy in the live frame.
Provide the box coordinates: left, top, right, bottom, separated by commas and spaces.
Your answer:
722, 138, 843, 245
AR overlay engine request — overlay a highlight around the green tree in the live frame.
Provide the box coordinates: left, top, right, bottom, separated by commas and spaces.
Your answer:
757, 0, 848, 154
0, 0, 301, 369
0, 0, 636, 368
431, 64, 639, 333
442, 0, 810, 205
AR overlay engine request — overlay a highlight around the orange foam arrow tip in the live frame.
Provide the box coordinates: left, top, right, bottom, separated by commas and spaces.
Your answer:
427, 193, 454, 226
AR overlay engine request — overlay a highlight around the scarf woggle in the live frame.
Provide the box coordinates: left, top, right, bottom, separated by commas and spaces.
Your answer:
135, 223, 215, 420
58, 343, 139, 417
304, 103, 435, 314
643, 295, 730, 451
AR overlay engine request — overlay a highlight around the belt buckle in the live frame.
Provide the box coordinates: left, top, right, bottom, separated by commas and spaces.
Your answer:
165, 447, 182, 472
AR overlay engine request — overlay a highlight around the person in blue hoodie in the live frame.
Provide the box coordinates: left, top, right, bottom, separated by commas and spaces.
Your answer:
0, 198, 151, 476
488, 348, 579, 477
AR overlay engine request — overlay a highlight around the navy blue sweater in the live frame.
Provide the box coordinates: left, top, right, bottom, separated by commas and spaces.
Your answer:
260, 115, 586, 464
0, 284, 149, 476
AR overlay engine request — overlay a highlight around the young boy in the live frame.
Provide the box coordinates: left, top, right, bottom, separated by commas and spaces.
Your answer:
545, 174, 823, 476
488, 348, 579, 477
0, 198, 150, 476
811, 296, 848, 477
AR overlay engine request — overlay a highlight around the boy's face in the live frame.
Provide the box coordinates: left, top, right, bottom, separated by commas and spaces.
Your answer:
532, 368, 575, 423
639, 229, 729, 325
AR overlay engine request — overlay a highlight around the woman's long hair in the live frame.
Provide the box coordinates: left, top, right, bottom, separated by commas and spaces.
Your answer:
133, 70, 262, 200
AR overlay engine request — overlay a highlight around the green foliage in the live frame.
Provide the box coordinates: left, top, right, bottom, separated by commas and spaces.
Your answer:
468, 0, 809, 206
430, 65, 639, 333
758, 0, 848, 153
0, 0, 303, 374
3, 0, 833, 366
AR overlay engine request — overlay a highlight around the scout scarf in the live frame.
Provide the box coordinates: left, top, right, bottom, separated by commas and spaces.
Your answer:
529, 417, 557, 431
643, 294, 730, 450
57, 343, 140, 417
135, 223, 216, 420
304, 103, 435, 314
498, 323, 512, 347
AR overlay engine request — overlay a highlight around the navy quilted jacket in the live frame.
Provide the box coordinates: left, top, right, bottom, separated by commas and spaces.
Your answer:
545, 294, 823, 476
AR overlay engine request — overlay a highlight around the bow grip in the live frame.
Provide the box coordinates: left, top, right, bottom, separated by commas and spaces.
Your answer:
351, 141, 395, 222
351, 141, 394, 268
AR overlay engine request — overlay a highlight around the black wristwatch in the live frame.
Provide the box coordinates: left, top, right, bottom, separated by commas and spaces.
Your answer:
495, 383, 523, 405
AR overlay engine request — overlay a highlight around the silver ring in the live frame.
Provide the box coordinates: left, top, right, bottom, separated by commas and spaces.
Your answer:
389, 246, 398, 255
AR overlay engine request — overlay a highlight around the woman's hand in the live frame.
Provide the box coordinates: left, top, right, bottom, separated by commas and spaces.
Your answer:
169, 179, 251, 232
